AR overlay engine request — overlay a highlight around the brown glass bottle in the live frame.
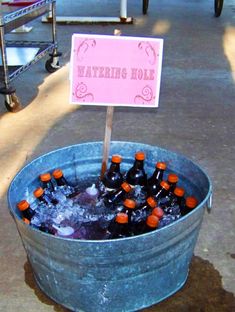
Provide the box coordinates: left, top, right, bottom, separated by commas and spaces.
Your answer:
108, 213, 130, 239
147, 162, 167, 196
180, 196, 198, 216
40, 173, 54, 192
17, 200, 35, 221
142, 215, 159, 234
167, 173, 179, 197
125, 151, 147, 187
173, 187, 185, 206
52, 168, 69, 186
153, 180, 170, 201
104, 182, 132, 206
102, 155, 123, 191
131, 196, 157, 234
33, 187, 58, 205
122, 198, 136, 223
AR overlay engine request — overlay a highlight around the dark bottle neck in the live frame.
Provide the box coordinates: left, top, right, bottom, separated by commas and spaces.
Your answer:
55, 176, 67, 186
152, 168, 164, 181
109, 162, 121, 172
42, 180, 54, 191
134, 159, 144, 170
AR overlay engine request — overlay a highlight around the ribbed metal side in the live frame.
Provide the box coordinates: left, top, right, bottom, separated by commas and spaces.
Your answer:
8, 142, 212, 312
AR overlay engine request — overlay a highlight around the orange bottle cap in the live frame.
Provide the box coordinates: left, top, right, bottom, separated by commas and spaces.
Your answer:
186, 196, 198, 209
52, 169, 63, 179
146, 196, 157, 208
167, 173, 178, 183
40, 173, 51, 182
135, 151, 145, 161
22, 217, 30, 225
174, 187, 185, 197
156, 162, 167, 170
160, 180, 170, 190
123, 198, 136, 209
152, 207, 164, 219
146, 215, 159, 228
17, 200, 30, 211
111, 155, 122, 164
33, 187, 44, 198
116, 213, 128, 224
121, 182, 132, 193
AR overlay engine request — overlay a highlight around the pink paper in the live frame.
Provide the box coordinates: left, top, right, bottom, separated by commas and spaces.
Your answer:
70, 34, 163, 108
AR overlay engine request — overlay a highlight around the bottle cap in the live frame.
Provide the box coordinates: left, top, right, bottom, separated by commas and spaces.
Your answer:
33, 187, 44, 198
146, 215, 159, 228
174, 187, 185, 197
186, 196, 198, 209
146, 196, 157, 208
116, 213, 128, 224
135, 151, 145, 161
121, 182, 132, 193
156, 162, 167, 170
167, 173, 179, 183
111, 155, 122, 163
40, 173, 51, 182
22, 217, 30, 225
123, 198, 136, 209
52, 169, 63, 179
17, 200, 30, 211
152, 207, 164, 219
160, 181, 170, 190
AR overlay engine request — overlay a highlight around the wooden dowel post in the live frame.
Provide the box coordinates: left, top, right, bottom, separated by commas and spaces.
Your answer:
100, 29, 121, 179
100, 106, 114, 178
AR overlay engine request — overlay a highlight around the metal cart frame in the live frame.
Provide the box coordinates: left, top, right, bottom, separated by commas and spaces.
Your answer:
0, 0, 60, 112
42, 0, 150, 24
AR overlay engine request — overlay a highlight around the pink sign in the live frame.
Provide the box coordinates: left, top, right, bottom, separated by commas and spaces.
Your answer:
70, 34, 163, 107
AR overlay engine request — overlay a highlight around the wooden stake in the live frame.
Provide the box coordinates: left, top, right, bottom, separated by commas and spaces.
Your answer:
100, 106, 114, 178
100, 29, 121, 178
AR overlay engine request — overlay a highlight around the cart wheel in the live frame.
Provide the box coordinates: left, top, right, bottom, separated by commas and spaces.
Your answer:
143, 0, 149, 14
5, 93, 22, 113
214, 0, 223, 17
45, 57, 60, 73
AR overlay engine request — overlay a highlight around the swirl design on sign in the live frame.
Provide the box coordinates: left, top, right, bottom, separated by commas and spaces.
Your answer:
134, 86, 154, 104
138, 41, 156, 65
76, 39, 96, 62
74, 82, 94, 102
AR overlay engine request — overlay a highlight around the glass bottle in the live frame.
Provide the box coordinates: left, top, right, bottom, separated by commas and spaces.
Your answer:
40, 172, 54, 192
147, 161, 167, 196
104, 181, 132, 206
180, 196, 198, 216
17, 200, 35, 221
102, 155, 123, 191
167, 173, 179, 197
33, 187, 58, 206
132, 196, 157, 234
142, 215, 159, 234
173, 187, 185, 206
164, 186, 185, 216
52, 168, 76, 197
153, 180, 170, 201
136, 196, 157, 218
52, 168, 69, 186
122, 198, 136, 224
108, 212, 130, 239
125, 151, 147, 187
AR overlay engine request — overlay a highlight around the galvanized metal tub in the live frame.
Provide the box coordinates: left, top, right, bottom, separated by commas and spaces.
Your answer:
8, 141, 212, 312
